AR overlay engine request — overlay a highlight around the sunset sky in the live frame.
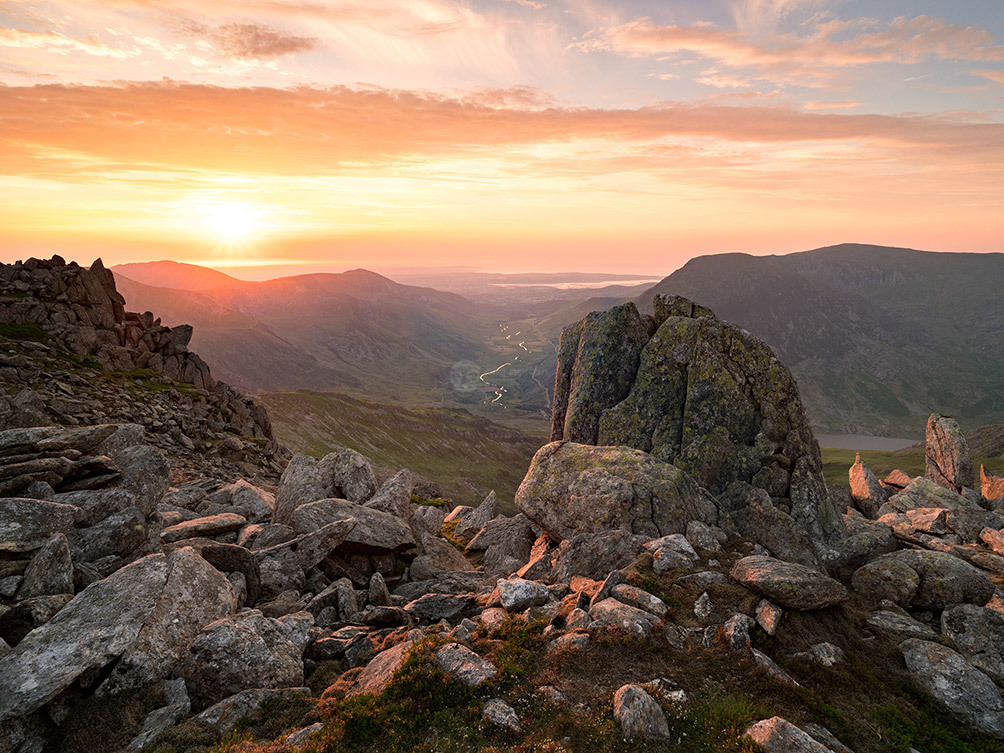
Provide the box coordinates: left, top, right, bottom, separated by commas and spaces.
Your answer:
1, 0, 1002, 275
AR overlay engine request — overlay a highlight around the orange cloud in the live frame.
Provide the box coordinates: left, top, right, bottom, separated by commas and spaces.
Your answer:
185, 22, 319, 60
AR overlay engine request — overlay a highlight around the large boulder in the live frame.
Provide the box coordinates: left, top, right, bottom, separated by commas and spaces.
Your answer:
515, 442, 719, 541
926, 414, 975, 494
941, 604, 1004, 684
730, 556, 848, 610
549, 530, 647, 582
886, 478, 971, 512
549, 296, 842, 544
719, 484, 821, 567
744, 717, 835, 752
180, 609, 309, 709
100, 547, 238, 694
16, 533, 73, 598
318, 448, 378, 503
861, 550, 993, 610
900, 639, 1004, 738
348, 640, 414, 697
0, 554, 168, 722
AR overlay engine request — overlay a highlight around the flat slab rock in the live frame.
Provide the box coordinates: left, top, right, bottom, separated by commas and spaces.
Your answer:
730, 555, 848, 611
160, 513, 247, 543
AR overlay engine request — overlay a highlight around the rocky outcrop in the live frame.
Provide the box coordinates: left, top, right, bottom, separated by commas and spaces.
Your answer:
0, 256, 212, 389
0, 257, 289, 482
983, 466, 1004, 503
549, 295, 842, 544
515, 442, 719, 541
926, 414, 975, 494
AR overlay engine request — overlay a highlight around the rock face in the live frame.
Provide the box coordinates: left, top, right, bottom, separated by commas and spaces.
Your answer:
0, 257, 288, 482
926, 414, 975, 494
549, 295, 841, 544
859, 550, 993, 610
515, 442, 719, 541
941, 604, 1004, 683
900, 639, 1004, 738
983, 466, 1004, 502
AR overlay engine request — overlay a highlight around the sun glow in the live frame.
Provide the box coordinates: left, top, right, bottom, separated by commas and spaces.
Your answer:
201, 202, 261, 241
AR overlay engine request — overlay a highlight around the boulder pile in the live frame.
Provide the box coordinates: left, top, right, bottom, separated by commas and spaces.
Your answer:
2, 290, 1003, 752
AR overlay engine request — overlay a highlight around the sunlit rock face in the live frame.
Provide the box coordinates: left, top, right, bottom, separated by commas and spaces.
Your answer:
550, 294, 842, 544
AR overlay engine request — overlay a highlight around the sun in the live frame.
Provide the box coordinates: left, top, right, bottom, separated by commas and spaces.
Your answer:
202, 202, 260, 241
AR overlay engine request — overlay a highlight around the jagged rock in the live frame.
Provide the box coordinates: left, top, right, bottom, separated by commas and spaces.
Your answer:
68, 506, 147, 563
886, 477, 971, 512
273, 455, 326, 524
550, 302, 652, 445
685, 520, 726, 551
318, 448, 378, 503
719, 484, 821, 567
364, 470, 413, 519
199, 543, 262, 607
744, 717, 834, 752
863, 550, 993, 609
551, 296, 841, 544
730, 556, 848, 610
160, 513, 247, 543
180, 609, 308, 709
291, 499, 414, 554
254, 519, 356, 597
434, 643, 497, 687
756, 600, 783, 635
791, 642, 846, 667
982, 466, 1004, 503
825, 515, 897, 574
549, 530, 647, 583
101, 547, 237, 695
112, 445, 170, 516
900, 638, 1004, 738
942, 604, 1004, 683
516, 442, 719, 542
16, 533, 73, 598
347, 640, 413, 697
497, 576, 550, 612
219, 479, 274, 523
368, 572, 392, 607
926, 414, 975, 494
483, 698, 521, 732
453, 490, 497, 544
613, 684, 670, 741
53, 488, 135, 527
0, 553, 167, 722
96, 423, 145, 457
0, 497, 78, 552
849, 453, 888, 517
409, 533, 476, 581
411, 504, 446, 535
194, 687, 311, 733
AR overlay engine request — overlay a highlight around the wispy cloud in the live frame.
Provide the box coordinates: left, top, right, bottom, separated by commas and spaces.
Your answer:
577, 14, 1004, 87
185, 22, 319, 60
972, 68, 1004, 85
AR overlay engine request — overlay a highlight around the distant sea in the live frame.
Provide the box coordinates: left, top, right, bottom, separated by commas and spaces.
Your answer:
816, 434, 918, 451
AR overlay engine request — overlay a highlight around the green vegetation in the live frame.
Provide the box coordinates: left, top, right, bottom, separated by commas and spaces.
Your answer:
0, 322, 48, 342
108, 367, 202, 398
259, 390, 546, 511
820, 445, 1004, 489
411, 494, 449, 507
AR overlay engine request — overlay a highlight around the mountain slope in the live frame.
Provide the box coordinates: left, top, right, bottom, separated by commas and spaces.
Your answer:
639, 244, 1004, 434
112, 260, 243, 290
113, 267, 497, 402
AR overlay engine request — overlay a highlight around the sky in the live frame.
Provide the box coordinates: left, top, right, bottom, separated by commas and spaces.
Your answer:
1, 0, 1002, 276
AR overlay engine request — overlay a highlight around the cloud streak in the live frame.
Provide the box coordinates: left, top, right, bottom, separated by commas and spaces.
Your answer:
579, 14, 1004, 86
